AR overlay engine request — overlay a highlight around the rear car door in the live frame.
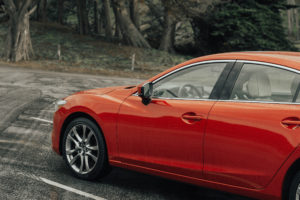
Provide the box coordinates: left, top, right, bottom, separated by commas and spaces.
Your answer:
204, 61, 300, 189
117, 61, 234, 178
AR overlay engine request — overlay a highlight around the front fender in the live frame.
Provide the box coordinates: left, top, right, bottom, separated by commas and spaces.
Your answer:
52, 88, 135, 160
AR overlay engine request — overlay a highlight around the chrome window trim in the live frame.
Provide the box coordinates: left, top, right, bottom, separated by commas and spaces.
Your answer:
145, 60, 234, 101
152, 60, 236, 84
236, 60, 300, 74
132, 59, 300, 104
132, 96, 300, 104
150, 96, 218, 102
218, 99, 300, 105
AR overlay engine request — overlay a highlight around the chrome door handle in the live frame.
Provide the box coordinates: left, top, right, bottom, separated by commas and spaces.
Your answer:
282, 120, 300, 126
281, 118, 300, 130
182, 115, 204, 121
181, 113, 205, 123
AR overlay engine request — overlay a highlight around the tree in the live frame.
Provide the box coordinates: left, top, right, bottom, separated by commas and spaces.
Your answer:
206, 0, 296, 53
93, 0, 100, 34
111, 0, 151, 48
103, 0, 113, 40
112, 1, 121, 40
57, 0, 64, 24
159, 6, 176, 52
158, 0, 224, 53
3, 0, 37, 62
36, 0, 47, 22
77, 0, 89, 35
129, 0, 140, 30
287, 0, 299, 40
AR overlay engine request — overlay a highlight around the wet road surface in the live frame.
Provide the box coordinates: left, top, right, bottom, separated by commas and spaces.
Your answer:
0, 65, 252, 200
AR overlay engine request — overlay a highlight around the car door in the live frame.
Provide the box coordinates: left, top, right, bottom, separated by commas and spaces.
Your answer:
117, 61, 234, 178
204, 61, 300, 189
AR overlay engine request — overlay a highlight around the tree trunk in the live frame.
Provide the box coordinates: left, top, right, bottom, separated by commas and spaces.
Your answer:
3, 0, 36, 62
94, 0, 100, 34
77, 0, 89, 35
294, 6, 299, 40
159, 8, 176, 53
129, 0, 140, 30
36, 0, 40, 20
111, 0, 151, 48
41, 0, 47, 22
57, 0, 64, 24
99, 5, 105, 35
287, 0, 299, 39
112, 2, 122, 40
103, 0, 113, 40
145, 0, 164, 26
77, 0, 83, 34
36, 0, 47, 22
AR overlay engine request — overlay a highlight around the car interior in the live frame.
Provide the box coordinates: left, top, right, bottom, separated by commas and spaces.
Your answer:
231, 69, 299, 103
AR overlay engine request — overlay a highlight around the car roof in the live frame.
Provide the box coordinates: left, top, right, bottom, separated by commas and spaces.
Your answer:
146, 51, 300, 83
194, 51, 300, 70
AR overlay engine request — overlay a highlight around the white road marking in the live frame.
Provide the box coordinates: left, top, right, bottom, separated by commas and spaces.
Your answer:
30, 117, 53, 124
38, 177, 107, 200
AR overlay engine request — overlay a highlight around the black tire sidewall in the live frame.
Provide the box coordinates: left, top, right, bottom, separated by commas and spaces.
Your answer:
62, 117, 109, 180
289, 171, 300, 200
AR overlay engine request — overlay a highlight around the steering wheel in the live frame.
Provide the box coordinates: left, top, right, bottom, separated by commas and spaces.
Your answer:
235, 90, 250, 100
178, 84, 203, 99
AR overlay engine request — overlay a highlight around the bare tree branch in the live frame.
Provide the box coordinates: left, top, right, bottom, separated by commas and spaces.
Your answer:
27, 4, 37, 16
19, 0, 33, 17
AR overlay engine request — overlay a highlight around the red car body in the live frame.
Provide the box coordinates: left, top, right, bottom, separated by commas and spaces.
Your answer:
52, 52, 300, 200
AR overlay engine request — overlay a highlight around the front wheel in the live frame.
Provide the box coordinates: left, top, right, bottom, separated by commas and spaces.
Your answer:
62, 117, 110, 180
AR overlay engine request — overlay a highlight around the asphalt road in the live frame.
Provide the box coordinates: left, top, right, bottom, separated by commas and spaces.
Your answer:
0, 65, 252, 200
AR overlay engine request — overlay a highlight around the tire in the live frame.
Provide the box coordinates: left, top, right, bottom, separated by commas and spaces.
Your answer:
62, 117, 111, 180
289, 171, 300, 200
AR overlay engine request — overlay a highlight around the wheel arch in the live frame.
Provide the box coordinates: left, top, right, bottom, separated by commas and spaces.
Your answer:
59, 112, 107, 155
282, 157, 300, 199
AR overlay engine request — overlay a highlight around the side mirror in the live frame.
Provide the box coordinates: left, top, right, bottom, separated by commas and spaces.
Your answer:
137, 82, 153, 105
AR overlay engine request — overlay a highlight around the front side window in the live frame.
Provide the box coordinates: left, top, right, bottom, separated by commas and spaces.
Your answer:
152, 63, 227, 100
230, 63, 300, 103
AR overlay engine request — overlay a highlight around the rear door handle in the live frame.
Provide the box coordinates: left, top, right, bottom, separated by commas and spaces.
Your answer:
282, 120, 300, 125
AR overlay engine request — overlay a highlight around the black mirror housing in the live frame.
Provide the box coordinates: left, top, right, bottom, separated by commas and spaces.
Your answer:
138, 82, 153, 105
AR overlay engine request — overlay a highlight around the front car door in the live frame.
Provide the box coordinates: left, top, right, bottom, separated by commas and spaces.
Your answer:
117, 60, 234, 178
204, 61, 300, 189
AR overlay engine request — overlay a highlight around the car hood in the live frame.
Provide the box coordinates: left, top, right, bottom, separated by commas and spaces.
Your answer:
74, 86, 136, 96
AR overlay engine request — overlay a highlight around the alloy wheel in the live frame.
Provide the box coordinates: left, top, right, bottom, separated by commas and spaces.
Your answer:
65, 124, 99, 174
296, 184, 300, 200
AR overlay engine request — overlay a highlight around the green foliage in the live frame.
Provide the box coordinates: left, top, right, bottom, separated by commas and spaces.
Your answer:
198, 0, 296, 53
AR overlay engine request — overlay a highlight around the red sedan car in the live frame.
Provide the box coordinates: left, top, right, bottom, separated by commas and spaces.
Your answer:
52, 52, 300, 200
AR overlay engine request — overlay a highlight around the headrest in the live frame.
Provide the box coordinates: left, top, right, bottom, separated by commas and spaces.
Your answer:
247, 72, 271, 98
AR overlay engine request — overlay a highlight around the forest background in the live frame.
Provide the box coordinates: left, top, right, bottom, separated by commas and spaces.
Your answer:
0, 0, 299, 78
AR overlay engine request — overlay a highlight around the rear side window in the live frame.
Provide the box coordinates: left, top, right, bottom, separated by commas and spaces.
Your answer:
230, 63, 300, 103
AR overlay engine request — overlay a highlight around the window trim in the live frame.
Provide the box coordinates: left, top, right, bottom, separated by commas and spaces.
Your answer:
236, 60, 300, 74
222, 60, 300, 105
150, 60, 235, 101
152, 60, 236, 84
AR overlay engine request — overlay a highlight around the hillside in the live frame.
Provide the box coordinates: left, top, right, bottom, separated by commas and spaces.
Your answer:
0, 22, 190, 79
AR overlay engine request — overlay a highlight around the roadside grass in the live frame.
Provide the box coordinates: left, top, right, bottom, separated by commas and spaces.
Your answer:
0, 22, 191, 79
